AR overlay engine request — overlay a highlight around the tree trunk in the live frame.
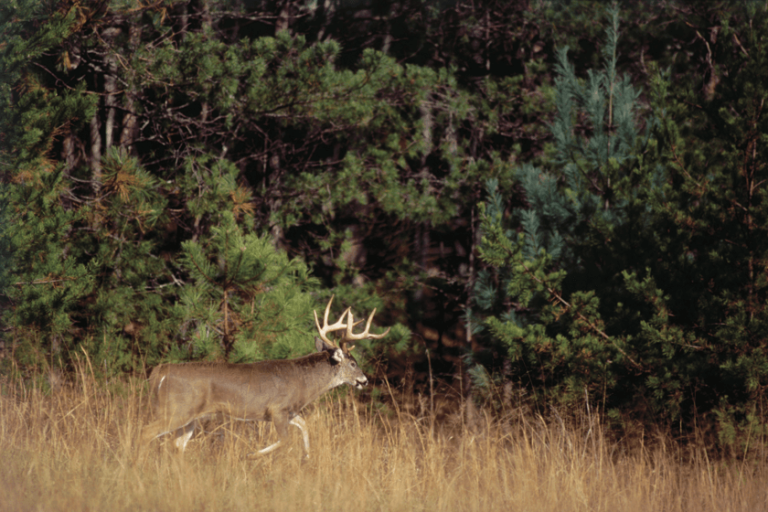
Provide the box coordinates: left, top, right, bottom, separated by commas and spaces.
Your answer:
89, 100, 102, 193
102, 27, 120, 151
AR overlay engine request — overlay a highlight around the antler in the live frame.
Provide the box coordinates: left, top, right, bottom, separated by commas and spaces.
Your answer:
313, 295, 351, 349
343, 308, 391, 352
313, 296, 391, 352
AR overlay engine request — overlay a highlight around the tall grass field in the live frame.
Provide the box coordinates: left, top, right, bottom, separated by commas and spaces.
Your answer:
1, 365, 766, 511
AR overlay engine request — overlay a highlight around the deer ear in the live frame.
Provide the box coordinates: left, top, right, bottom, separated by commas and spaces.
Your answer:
315, 337, 343, 361
315, 337, 332, 352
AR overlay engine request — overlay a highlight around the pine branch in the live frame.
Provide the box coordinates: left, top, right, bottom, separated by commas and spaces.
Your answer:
515, 255, 643, 371
13, 277, 77, 286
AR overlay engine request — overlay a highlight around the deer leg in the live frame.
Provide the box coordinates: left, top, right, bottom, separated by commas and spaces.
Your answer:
250, 412, 289, 457
174, 421, 196, 451
143, 415, 196, 451
142, 419, 180, 445
256, 439, 282, 455
289, 415, 310, 457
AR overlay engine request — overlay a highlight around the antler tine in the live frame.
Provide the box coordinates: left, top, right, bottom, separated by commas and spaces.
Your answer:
313, 295, 351, 348
343, 308, 391, 351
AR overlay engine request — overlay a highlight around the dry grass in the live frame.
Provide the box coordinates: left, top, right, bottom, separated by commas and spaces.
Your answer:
1, 368, 767, 512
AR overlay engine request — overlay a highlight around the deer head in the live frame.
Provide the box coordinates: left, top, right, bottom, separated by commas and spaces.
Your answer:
313, 295, 390, 389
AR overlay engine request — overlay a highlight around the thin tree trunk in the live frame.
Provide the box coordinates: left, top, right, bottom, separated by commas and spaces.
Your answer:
89, 99, 102, 193
62, 132, 78, 172
119, 23, 141, 153
104, 55, 117, 151
276, 0, 293, 33
420, 99, 433, 162
102, 26, 121, 151
314, 0, 335, 41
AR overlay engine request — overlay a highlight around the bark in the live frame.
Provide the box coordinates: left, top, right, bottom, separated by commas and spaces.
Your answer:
466, 206, 476, 346
276, 0, 293, 33
268, 151, 285, 250
62, 132, 78, 172
118, 22, 142, 153
102, 28, 120, 151
89, 100, 102, 193
419, 99, 433, 164
313, 0, 335, 41
104, 56, 117, 151
119, 87, 139, 152
413, 223, 431, 304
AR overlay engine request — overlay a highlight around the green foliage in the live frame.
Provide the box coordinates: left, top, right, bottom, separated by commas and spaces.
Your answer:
0, 184, 10, 292
473, 7, 643, 408
177, 211, 319, 362
476, 179, 622, 408
4, 0, 768, 447
2, 3, 407, 373
123, 13, 481, 324
3, 145, 175, 373
0, 0, 94, 170
632, 5, 768, 442
472, 4, 768, 446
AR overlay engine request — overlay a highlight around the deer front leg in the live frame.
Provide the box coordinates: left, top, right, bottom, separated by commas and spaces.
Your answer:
289, 415, 310, 457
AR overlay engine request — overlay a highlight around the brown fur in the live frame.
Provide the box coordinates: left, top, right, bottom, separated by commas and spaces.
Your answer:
142, 342, 367, 456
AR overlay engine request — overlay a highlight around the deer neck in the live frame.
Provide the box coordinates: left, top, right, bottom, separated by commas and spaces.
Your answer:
296, 351, 348, 398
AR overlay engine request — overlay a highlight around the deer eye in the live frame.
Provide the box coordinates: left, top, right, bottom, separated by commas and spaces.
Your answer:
350, 361, 357, 368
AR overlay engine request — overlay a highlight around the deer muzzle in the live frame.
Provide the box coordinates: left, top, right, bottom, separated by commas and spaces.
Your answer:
355, 376, 368, 389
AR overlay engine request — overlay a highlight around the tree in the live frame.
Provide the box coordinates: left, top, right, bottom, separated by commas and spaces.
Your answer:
472, 4, 768, 447
3, 0, 435, 374
631, 3, 768, 445
177, 210, 319, 362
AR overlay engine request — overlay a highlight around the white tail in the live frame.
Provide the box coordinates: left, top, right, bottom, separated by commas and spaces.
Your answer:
142, 296, 389, 458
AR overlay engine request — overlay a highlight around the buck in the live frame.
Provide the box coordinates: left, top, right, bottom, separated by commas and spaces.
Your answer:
142, 296, 389, 457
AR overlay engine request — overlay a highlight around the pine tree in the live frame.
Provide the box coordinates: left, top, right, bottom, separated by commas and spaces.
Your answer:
472, 6, 646, 412
177, 211, 319, 362
473, 4, 768, 446
1, 0, 100, 373
628, 4, 768, 444
3, 0, 424, 374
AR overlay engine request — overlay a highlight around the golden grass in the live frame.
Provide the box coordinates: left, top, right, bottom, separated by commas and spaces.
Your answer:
1, 370, 767, 512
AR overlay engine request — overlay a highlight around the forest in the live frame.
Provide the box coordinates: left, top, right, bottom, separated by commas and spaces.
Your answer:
2, 0, 768, 455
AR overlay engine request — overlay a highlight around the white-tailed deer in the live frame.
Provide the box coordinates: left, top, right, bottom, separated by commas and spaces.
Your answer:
142, 296, 389, 457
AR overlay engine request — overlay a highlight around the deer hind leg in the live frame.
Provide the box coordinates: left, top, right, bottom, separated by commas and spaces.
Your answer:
248, 411, 290, 457
257, 413, 288, 455
142, 418, 173, 445
173, 421, 196, 451
142, 415, 197, 451
253, 415, 309, 458
256, 439, 282, 455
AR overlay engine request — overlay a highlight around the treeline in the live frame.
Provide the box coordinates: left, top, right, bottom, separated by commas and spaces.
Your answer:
2, 0, 767, 448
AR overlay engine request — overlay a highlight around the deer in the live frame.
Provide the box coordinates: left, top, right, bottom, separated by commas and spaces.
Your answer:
141, 296, 389, 458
